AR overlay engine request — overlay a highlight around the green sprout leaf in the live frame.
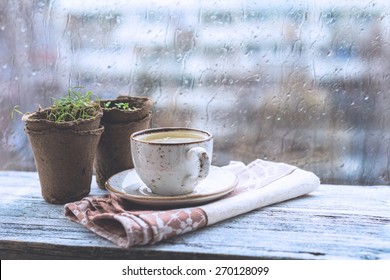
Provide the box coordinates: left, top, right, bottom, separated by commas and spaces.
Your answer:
48, 87, 100, 123
11, 106, 23, 120
103, 100, 136, 111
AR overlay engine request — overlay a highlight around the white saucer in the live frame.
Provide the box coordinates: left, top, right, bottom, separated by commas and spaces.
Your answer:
105, 166, 238, 207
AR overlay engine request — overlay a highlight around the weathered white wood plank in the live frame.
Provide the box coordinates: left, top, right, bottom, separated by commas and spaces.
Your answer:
0, 171, 389, 259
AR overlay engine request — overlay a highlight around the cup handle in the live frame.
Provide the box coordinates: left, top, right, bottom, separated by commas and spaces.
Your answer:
182, 147, 211, 187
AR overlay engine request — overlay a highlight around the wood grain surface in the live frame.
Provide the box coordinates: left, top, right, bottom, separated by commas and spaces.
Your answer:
0, 171, 389, 259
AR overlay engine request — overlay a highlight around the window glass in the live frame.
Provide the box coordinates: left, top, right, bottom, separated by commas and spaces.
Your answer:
1, 0, 389, 185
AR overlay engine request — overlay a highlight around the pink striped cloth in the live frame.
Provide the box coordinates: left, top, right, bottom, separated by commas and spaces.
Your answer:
64, 159, 320, 248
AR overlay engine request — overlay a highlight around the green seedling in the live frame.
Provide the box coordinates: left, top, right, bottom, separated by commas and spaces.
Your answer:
11, 106, 23, 120
11, 87, 100, 123
48, 87, 100, 123
104, 101, 136, 111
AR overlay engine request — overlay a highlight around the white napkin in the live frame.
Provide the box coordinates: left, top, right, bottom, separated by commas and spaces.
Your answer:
65, 159, 320, 248
205, 160, 320, 225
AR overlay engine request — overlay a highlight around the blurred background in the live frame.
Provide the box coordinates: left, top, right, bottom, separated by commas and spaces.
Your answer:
1, 0, 390, 185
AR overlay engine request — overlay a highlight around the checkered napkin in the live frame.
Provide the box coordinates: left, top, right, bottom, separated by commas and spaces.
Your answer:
64, 159, 320, 248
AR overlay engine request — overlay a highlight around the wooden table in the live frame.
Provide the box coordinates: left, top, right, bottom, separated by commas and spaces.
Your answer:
0, 171, 389, 260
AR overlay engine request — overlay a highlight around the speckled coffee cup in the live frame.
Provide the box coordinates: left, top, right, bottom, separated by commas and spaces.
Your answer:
130, 127, 213, 196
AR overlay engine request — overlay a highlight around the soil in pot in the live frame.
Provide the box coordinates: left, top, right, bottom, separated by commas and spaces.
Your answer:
23, 105, 103, 131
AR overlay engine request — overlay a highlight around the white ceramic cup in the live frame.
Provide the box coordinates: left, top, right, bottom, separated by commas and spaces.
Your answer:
130, 127, 213, 196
